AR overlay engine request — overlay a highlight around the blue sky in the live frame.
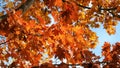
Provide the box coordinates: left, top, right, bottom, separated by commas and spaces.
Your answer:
91, 23, 120, 56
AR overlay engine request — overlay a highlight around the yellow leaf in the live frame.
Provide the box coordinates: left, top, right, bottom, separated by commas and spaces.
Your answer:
79, 12, 85, 19
106, 25, 116, 35
72, 26, 83, 34
0, 12, 3, 16
6, 2, 14, 8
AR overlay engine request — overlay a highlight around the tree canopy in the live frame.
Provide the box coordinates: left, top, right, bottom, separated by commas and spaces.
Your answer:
0, 0, 120, 68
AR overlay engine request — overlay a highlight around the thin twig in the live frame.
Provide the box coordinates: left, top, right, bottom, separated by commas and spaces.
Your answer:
62, 0, 119, 18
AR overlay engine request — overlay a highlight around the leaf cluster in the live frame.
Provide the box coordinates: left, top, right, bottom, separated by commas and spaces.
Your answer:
0, 0, 120, 67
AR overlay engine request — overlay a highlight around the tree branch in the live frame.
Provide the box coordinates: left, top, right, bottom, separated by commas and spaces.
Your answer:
16, 0, 34, 14
77, 4, 91, 9
109, 11, 120, 18
0, 0, 34, 20
62, 0, 117, 11
0, 40, 7, 45
0, 38, 12, 45
62, 0, 120, 18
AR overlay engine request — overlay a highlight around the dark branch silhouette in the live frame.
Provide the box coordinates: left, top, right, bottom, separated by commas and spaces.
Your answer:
62, 0, 120, 18
0, 0, 34, 20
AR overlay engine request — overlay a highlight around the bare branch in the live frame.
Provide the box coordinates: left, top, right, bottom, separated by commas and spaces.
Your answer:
0, 0, 34, 20
0, 40, 7, 45
62, 0, 119, 18
77, 4, 91, 9
16, 0, 34, 14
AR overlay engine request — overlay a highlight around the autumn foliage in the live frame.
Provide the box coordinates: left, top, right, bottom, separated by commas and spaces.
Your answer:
0, 0, 120, 68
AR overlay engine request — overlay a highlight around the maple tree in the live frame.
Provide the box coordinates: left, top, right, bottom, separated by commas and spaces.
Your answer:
0, 0, 120, 68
